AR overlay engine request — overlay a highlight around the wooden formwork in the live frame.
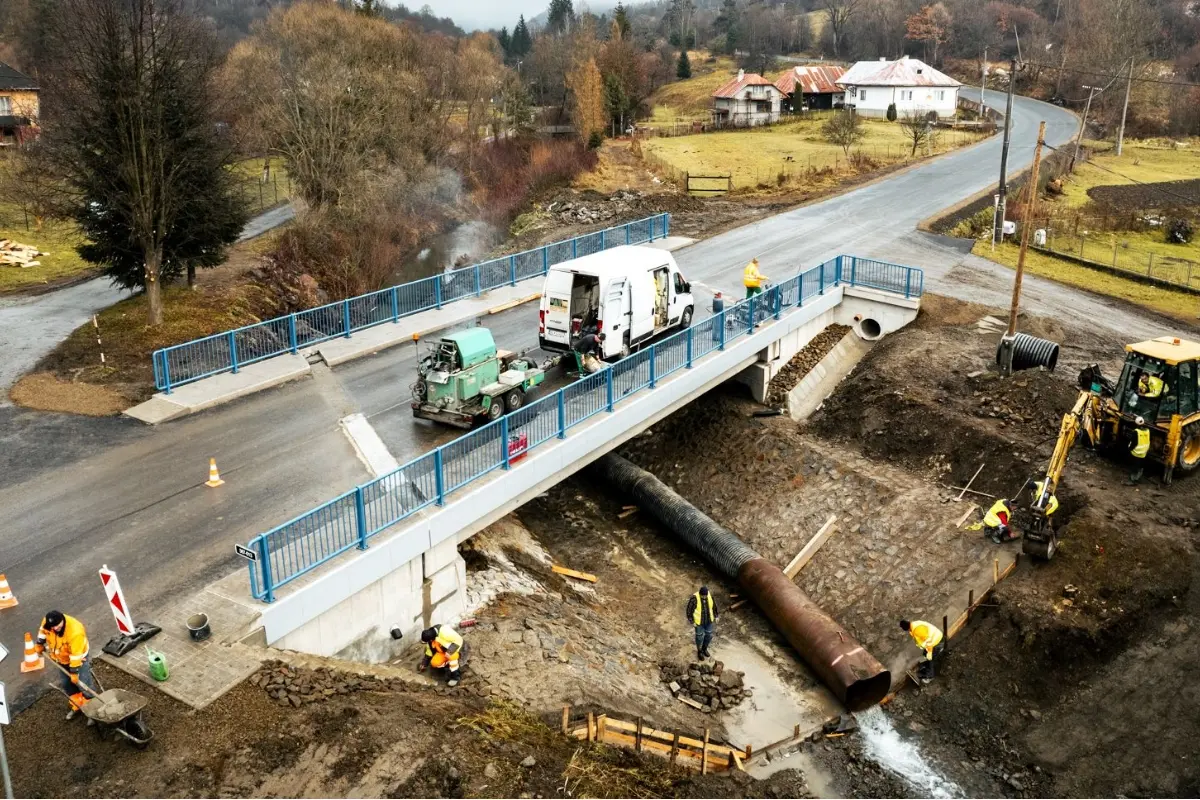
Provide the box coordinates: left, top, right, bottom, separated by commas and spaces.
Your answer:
561, 706, 747, 774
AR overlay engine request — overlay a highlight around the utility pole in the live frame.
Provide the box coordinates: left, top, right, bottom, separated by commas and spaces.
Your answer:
995, 58, 1018, 244
1071, 85, 1098, 171
980, 47, 988, 113
1116, 57, 1134, 157
998, 121, 1047, 375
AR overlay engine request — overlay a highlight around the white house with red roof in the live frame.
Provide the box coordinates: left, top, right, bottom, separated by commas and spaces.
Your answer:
711, 69, 786, 127
837, 56, 961, 119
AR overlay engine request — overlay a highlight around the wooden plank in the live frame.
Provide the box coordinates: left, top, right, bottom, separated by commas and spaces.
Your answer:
562, 705, 570, 735
670, 732, 680, 766
636, 717, 643, 752
552, 565, 597, 583
701, 728, 711, 775
597, 714, 607, 743
732, 750, 746, 772
617, 508, 638, 520
677, 694, 705, 711
587, 711, 595, 742
600, 717, 732, 756
955, 504, 979, 529
729, 599, 749, 612
956, 463, 985, 501
783, 515, 838, 579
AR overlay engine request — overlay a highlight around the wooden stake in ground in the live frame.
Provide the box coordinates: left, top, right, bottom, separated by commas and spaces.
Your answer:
1007, 121, 1047, 337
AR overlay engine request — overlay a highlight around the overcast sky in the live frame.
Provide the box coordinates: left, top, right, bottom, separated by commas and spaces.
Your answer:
415, 0, 615, 32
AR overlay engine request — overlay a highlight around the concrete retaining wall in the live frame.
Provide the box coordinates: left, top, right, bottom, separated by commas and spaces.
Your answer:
787, 331, 873, 421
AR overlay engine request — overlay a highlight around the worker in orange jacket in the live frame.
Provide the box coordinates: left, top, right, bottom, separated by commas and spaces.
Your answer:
37, 610, 94, 720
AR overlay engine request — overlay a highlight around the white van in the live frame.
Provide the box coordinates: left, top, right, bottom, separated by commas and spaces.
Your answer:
538, 245, 695, 360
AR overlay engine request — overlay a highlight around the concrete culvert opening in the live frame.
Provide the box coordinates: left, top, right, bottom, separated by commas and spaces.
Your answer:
857, 317, 883, 340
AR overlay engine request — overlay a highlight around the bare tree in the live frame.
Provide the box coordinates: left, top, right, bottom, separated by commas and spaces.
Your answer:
822, 0, 861, 59
823, 109, 864, 156
900, 109, 938, 155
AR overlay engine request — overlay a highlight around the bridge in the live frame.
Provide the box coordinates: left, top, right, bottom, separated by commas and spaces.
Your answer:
235, 256, 923, 659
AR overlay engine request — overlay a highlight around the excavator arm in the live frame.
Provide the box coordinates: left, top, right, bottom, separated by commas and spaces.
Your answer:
1024, 389, 1101, 559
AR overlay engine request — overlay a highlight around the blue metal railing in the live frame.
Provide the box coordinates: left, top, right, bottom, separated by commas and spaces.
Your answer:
152, 214, 672, 393
244, 254, 923, 601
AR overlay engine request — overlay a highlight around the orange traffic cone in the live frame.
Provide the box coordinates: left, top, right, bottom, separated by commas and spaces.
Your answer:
19, 632, 44, 673
0, 574, 17, 609
205, 458, 225, 488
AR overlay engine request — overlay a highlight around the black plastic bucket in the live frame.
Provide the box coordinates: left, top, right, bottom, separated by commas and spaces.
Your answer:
186, 613, 211, 642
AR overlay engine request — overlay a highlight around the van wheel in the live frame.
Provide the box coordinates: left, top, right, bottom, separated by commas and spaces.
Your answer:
486, 399, 503, 421
619, 333, 632, 359
681, 306, 694, 328
504, 388, 524, 412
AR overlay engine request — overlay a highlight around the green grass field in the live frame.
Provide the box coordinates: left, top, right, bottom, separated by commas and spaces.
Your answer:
644, 53, 741, 125
974, 240, 1199, 322
1059, 138, 1200, 209
643, 117, 987, 192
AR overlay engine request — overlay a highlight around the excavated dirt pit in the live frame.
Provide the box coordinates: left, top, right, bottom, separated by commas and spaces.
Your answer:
12, 294, 1199, 798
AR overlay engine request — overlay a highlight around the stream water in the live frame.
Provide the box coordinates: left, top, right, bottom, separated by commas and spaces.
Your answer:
389, 220, 501, 285
855, 706, 962, 798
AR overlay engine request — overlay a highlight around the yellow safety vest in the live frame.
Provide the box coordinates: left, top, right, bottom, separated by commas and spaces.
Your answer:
424, 625, 463, 658
1032, 481, 1059, 516
1132, 428, 1150, 459
692, 592, 715, 626
909, 620, 943, 657
37, 615, 90, 670
1140, 375, 1165, 398
743, 262, 763, 288
982, 499, 1012, 528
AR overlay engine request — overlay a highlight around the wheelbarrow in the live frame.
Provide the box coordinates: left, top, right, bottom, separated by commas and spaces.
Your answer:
48, 660, 154, 748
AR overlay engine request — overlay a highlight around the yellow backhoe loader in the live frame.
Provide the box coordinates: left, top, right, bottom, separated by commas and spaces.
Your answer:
1024, 337, 1200, 559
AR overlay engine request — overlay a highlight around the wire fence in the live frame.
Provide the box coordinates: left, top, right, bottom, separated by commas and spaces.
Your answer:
1036, 224, 1200, 291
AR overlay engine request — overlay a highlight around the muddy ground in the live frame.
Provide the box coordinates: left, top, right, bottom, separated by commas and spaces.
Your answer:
11, 293, 1200, 798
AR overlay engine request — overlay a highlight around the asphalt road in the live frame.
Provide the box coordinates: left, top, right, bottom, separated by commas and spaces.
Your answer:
1, 92, 1185, 706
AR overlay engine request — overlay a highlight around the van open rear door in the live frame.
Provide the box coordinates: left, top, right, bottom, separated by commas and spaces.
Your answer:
603, 278, 629, 343
542, 270, 573, 348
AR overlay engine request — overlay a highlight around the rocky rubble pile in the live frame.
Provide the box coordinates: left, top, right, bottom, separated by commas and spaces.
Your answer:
250, 662, 492, 708
659, 660, 750, 712
765, 324, 851, 406
546, 190, 646, 224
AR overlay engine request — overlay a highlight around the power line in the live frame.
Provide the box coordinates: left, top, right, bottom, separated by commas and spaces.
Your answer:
1041, 142, 1200, 206
1022, 60, 1200, 91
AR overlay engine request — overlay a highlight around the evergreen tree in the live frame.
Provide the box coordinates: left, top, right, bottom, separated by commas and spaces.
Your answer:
546, 0, 575, 35
713, 0, 740, 56
45, 0, 247, 322
498, 25, 511, 57
511, 15, 532, 56
355, 0, 380, 16
613, 2, 631, 39
676, 48, 691, 79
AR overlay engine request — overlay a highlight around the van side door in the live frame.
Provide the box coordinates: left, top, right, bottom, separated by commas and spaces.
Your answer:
604, 278, 629, 346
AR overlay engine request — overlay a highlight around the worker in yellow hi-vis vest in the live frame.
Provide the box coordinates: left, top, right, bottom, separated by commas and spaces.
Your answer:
900, 619, 944, 684
686, 587, 719, 661
1128, 416, 1151, 484
743, 259, 767, 299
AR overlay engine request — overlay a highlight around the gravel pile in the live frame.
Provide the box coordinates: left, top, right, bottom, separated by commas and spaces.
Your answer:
659, 660, 750, 712
765, 324, 851, 406
250, 662, 492, 708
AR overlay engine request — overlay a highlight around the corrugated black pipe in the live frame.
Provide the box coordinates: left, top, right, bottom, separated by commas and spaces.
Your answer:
590, 453, 891, 711
997, 333, 1060, 372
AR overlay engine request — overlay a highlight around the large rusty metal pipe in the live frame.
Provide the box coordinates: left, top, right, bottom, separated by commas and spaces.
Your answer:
590, 453, 890, 710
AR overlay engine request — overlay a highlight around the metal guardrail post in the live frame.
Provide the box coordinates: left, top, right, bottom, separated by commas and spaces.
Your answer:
475, 265, 482, 296
718, 310, 726, 350
256, 536, 275, 603
664, 214, 670, 237
501, 417, 511, 469
434, 449, 445, 506
625, 224, 631, 245
343, 300, 352, 338
162, 352, 173, 395
600, 230, 606, 250
542, 248, 549, 275
572, 238, 578, 259
229, 332, 240, 374
686, 327, 694, 367
747, 298, 755, 333
557, 391, 566, 438
650, 216, 655, 239
355, 487, 368, 550
509, 255, 517, 286
835, 256, 843, 285
649, 345, 657, 388
606, 369, 614, 412
391, 288, 399, 322
849, 257, 857, 286
434, 279, 443, 310
819, 267, 825, 296
773, 286, 782, 320
288, 314, 299, 353
904, 269, 912, 298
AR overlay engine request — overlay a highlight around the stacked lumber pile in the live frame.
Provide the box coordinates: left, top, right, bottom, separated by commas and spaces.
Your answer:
0, 239, 45, 268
